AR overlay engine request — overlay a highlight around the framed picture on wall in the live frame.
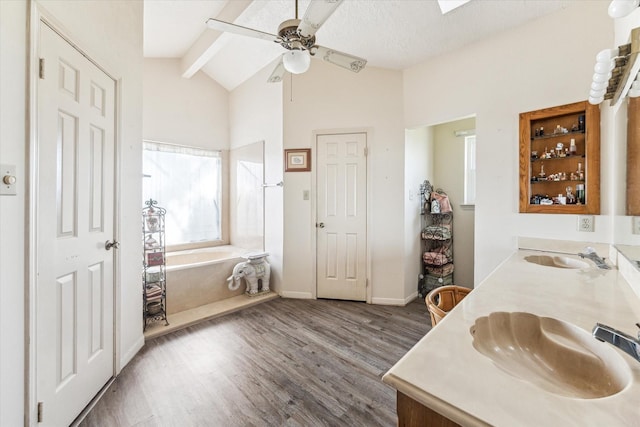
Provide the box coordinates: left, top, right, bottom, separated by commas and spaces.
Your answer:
284, 148, 311, 172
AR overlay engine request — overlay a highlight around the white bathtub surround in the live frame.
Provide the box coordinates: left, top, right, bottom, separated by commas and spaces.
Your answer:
383, 243, 640, 425
165, 246, 248, 315
145, 246, 277, 339
144, 292, 279, 339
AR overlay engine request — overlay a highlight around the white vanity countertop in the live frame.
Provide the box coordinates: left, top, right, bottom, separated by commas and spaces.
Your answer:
382, 248, 640, 426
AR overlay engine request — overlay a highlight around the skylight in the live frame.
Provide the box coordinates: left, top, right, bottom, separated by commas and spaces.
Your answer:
437, 0, 471, 15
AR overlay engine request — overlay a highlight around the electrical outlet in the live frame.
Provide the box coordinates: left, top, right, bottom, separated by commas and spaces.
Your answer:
577, 215, 594, 232
633, 217, 640, 235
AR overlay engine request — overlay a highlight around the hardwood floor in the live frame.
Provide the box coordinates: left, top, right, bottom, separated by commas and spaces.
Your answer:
80, 298, 431, 427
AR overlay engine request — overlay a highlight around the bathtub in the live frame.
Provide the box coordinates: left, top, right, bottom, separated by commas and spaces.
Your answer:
164, 246, 247, 315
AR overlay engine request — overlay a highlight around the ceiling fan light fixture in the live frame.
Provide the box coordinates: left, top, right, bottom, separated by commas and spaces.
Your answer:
283, 49, 311, 74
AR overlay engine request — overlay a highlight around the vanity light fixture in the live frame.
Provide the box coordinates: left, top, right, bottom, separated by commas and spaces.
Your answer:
588, 27, 640, 106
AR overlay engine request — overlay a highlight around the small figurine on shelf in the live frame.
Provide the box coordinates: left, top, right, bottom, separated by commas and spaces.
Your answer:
566, 186, 576, 204
576, 184, 586, 205
576, 162, 585, 180
144, 235, 158, 249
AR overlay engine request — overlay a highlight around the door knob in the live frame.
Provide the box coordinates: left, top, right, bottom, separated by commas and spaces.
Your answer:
316, 222, 325, 228
105, 240, 120, 250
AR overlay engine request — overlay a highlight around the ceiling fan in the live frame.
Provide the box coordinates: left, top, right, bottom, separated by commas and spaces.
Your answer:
206, 0, 367, 83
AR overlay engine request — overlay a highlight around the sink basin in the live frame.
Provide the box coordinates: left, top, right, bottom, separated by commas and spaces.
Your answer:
470, 312, 631, 399
524, 255, 590, 269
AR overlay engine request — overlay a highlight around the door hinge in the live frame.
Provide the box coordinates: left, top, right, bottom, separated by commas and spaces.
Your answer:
364, 147, 368, 156
39, 58, 45, 79
37, 402, 43, 423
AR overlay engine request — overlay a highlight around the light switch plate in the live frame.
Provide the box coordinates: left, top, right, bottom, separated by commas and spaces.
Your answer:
577, 215, 594, 232
0, 164, 17, 196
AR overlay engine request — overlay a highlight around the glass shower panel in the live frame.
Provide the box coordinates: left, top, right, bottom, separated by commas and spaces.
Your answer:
230, 141, 264, 251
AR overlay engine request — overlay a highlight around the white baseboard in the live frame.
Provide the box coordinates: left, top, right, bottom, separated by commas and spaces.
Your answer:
280, 291, 314, 299
371, 295, 416, 306
119, 334, 144, 372
404, 292, 419, 304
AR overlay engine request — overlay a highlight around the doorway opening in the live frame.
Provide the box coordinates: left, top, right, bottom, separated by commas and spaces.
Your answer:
405, 116, 476, 294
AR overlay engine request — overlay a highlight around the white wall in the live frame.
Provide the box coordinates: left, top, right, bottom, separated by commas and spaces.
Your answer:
0, 1, 143, 424
281, 61, 406, 303
143, 59, 229, 149
229, 61, 284, 293
404, 1, 613, 285
0, 2, 27, 425
404, 127, 433, 298
433, 118, 475, 288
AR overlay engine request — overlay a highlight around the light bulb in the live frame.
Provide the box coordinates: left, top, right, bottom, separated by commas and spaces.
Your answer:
593, 72, 611, 83
282, 49, 311, 74
588, 95, 604, 105
628, 88, 640, 97
594, 61, 614, 74
608, 0, 640, 18
596, 48, 619, 62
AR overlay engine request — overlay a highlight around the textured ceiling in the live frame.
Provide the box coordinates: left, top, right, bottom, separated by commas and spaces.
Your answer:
144, 0, 573, 91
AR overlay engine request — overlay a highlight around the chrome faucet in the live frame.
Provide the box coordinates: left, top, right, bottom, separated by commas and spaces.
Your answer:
578, 247, 611, 269
592, 323, 640, 363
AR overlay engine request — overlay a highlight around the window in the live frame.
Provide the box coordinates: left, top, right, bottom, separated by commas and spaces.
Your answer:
143, 141, 222, 247
464, 135, 476, 205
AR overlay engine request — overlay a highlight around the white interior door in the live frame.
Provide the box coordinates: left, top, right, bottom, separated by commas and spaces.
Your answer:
36, 23, 116, 426
316, 133, 367, 301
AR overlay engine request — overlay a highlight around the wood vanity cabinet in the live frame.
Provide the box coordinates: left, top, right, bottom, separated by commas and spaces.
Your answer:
396, 392, 461, 427
519, 101, 600, 214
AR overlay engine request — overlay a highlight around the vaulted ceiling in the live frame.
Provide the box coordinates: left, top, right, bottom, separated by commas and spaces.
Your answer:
144, 0, 573, 91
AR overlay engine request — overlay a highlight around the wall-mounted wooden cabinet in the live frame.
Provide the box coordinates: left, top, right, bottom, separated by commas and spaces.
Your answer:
519, 101, 600, 214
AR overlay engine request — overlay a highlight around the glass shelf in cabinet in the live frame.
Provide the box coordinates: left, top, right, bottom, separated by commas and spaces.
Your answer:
530, 129, 585, 141
530, 179, 585, 184
530, 155, 585, 162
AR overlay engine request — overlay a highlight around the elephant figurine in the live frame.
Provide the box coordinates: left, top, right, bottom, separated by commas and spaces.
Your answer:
227, 252, 271, 295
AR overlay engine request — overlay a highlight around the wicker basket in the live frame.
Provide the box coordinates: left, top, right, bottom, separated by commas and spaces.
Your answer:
425, 285, 471, 326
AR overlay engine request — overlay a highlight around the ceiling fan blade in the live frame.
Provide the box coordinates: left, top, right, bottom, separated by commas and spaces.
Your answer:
311, 46, 367, 73
206, 18, 279, 43
298, 0, 344, 38
267, 57, 286, 83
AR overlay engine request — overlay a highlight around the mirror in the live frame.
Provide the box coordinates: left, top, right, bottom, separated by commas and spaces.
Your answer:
615, 97, 640, 270
627, 97, 639, 216
612, 21, 640, 271
617, 244, 640, 269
